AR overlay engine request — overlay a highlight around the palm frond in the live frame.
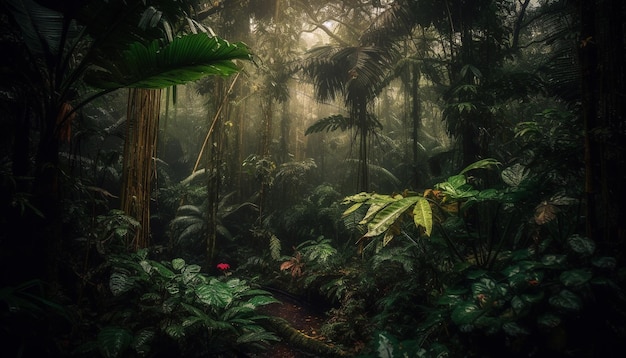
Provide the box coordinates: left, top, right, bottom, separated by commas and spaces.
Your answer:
85, 33, 251, 89
305, 114, 352, 134
4, 0, 68, 56
359, 1, 417, 49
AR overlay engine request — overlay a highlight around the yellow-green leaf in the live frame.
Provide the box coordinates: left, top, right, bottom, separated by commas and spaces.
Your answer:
412, 197, 432, 236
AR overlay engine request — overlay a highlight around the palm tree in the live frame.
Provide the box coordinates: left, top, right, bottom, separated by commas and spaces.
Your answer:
301, 44, 395, 192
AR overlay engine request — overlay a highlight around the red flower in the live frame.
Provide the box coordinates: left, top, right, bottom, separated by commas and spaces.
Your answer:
217, 263, 230, 271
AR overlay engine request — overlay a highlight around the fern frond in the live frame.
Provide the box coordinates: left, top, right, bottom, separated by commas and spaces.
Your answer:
175, 204, 204, 217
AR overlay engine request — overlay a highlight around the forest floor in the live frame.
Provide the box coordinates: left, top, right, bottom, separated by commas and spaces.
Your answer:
252, 296, 330, 357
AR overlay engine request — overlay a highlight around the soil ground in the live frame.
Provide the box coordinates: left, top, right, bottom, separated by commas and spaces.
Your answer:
253, 297, 329, 357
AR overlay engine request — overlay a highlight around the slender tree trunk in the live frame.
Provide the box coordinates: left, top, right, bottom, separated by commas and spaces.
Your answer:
206, 80, 226, 264
411, 62, 421, 188
121, 88, 161, 250
258, 97, 273, 221
278, 100, 290, 164
356, 99, 369, 192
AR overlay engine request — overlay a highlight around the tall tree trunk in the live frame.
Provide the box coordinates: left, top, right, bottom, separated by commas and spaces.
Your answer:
121, 88, 161, 250
411, 62, 421, 188
258, 97, 273, 221
278, 100, 290, 164
579, 0, 626, 247
356, 99, 369, 192
206, 79, 226, 264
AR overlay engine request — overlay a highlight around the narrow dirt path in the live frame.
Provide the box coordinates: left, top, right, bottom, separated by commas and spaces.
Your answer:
254, 298, 328, 357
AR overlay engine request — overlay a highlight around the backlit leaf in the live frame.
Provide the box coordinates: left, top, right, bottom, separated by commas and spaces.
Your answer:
412, 196, 432, 236
364, 196, 421, 238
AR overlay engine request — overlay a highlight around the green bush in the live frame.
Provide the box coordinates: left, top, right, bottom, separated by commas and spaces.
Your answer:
76, 249, 279, 357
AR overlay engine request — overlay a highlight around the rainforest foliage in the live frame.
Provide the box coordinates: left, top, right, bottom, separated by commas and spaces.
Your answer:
1, 0, 625, 357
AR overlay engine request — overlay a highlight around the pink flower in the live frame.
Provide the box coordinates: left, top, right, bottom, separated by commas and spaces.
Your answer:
217, 263, 230, 271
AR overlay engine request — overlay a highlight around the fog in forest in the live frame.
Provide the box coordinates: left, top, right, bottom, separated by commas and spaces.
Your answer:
2, 1, 625, 357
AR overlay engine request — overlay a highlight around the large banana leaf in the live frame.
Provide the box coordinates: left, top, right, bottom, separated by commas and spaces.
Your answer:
85, 33, 251, 89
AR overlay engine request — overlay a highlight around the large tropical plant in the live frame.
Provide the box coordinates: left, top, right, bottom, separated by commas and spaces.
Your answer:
76, 248, 279, 357
1, 0, 251, 281
300, 41, 396, 192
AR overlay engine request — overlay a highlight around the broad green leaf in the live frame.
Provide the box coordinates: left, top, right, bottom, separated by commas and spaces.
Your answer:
436, 293, 464, 306
520, 291, 544, 303
150, 261, 175, 279
360, 202, 390, 225
537, 313, 561, 328
412, 197, 432, 236
502, 322, 529, 336
471, 278, 497, 295
86, 34, 251, 89
567, 235, 595, 256
131, 328, 155, 355
222, 305, 254, 320
559, 269, 592, 287
109, 270, 134, 296
591, 256, 616, 270
342, 202, 363, 217
511, 295, 528, 314
248, 296, 280, 307
341, 192, 371, 205
541, 254, 567, 267
446, 175, 466, 190
183, 264, 201, 274
451, 302, 482, 325
459, 158, 501, 175
477, 188, 500, 200
195, 283, 233, 308
140, 260, 152, 274
182, 264, 202, 284
501, 164, 529, 187
98, 326, 133, 358
549, 290, 582, 311
172, 258, 185, 271
364, 196, 421, 238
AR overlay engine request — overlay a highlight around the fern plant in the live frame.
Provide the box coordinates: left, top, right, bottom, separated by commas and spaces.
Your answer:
77, 249, 279, 357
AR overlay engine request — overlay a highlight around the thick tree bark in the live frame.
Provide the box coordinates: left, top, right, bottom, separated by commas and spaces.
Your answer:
121, 88, 161, 250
